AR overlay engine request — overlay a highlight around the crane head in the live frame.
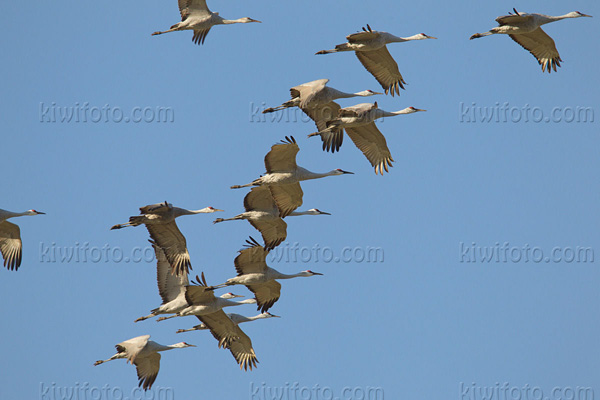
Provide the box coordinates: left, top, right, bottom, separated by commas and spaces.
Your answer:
419, 33, 437, 39
221, 292, 244, 299
176, 342, 196, 348
28, 209, 45, 215
240, 17, 262, 23
307, 209, 331, 215
333, 169, 354, 175
303, 270, 323, 276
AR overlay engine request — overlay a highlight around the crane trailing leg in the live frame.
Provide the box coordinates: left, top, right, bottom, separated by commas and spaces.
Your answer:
152, 23, 182, 36
213, 215, 244, 224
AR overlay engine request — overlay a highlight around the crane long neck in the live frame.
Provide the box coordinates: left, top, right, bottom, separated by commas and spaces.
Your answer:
0, 210, 30, 220
221, 18, 246, 24
288, 210, 314, 216
273, 271, 304, 279
385, 33, 419, 43
550, 13, 576, 22
221, 298, 255, 307
298, 168, 335, 181
329, 88, 361, 99
379, 108, 415, 118
151, 342, 176, 352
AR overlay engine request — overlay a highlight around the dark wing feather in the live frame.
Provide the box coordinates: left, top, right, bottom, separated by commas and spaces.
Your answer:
192, 28, 212, 45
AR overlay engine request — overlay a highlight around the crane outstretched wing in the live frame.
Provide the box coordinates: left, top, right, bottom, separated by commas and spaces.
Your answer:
152, 241, 188, 304
196, 311, 259, 370
355, 47, 406, 96
178, 0, 210, 21
235, 239, 269, 275
134, 353, 161, 390
0, 221, 22, 271
508, 28, 561, 73
291, 79, 329, 108
246, 281, 282, 313
264, 137, 299, 173
268, 183, 303, 218
243, 186, 278, 213
145, 221, 191, 276
345, 123, 394, 175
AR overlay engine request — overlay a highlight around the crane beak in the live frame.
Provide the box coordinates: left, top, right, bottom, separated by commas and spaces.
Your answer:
268, 313, 281, 318
213, 209, 225, 212
312, 272, 324, 276
36, 211, 46, 215
319, 211, 331, 215
250, 18, 262, 23
426, 35, 438, 39
581, 13, 592, 17
340, 170, 354, 174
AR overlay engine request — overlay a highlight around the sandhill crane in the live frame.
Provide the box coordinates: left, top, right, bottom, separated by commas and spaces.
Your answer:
0, 209, 45, 271
263, 79, 381, 132
214, 186, 330, 250
316, 25, 436, 95
152, 0, 261, 45
308, 103, 426, 174
470, 9, 592, 73
176, 312, 279, 333
134, 241, 243, 322
111, 202, 223, 275
93, 335, 195, 390
157, 273, 256, 321
210, 237, 323, 313
230, 136, 353, 217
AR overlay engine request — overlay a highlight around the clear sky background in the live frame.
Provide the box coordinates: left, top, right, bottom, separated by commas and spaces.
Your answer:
1, 1, 598, 399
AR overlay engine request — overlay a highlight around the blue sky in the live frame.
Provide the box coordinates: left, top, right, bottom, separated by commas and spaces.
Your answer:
1, 1, 598, 399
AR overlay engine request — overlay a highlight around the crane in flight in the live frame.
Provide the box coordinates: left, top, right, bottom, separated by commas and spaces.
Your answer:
111, 201, 223, 275
134, 241, 243, 322
0, 208, 45, 271
316, 25, 436, 95
308, 103, 426, 174
214, 186, 330, 250
176, 312, 280, 333
93, 335, 195, 390
209, 237, 323, 313
230, 136, 353, 217
470, 9, 592, 73
263, 79, 381, 133
152, 0, 261, 45
156, 273, 256, 321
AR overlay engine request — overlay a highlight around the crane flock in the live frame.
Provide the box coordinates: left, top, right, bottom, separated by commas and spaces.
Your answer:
3, 0, 592, 392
